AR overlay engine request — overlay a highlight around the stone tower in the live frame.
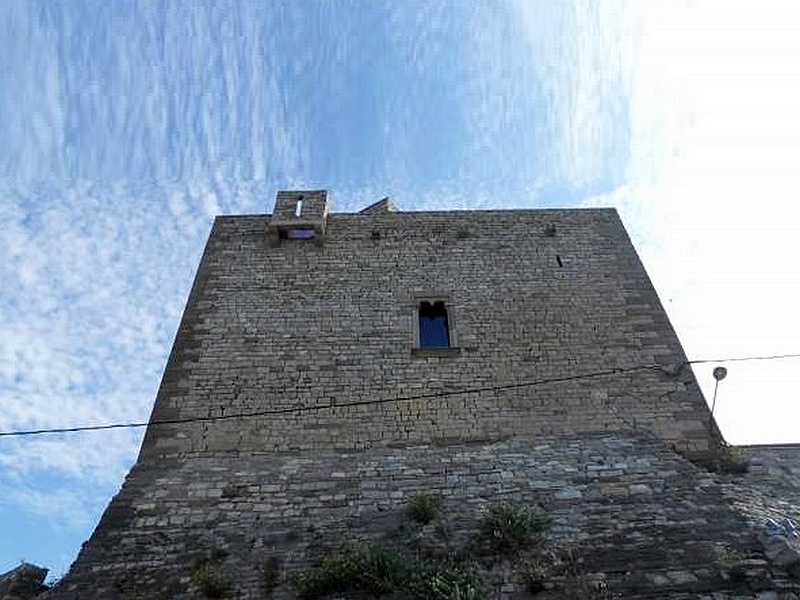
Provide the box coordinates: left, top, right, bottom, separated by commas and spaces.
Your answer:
47, 192, 799, 599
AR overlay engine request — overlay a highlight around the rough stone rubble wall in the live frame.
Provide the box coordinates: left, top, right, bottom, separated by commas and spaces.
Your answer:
721, 445, 800, 580
46, 435, 800, 599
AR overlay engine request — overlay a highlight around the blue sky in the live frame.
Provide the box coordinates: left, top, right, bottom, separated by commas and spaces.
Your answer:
1, 0, 799, 581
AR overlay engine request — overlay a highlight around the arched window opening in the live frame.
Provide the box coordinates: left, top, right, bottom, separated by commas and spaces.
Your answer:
418, 301, 450, 348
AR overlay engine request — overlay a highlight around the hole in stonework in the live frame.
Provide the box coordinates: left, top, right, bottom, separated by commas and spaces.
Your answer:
295, 198, 304, 217
556, 255, 563, 268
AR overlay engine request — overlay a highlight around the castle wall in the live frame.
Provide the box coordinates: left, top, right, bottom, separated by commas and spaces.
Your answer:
140, 208, 712, 462
44, 204, 756, 600
47, 435, 800, 599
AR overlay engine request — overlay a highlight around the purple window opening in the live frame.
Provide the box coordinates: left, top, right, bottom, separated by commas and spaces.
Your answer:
282, 228, 316, 240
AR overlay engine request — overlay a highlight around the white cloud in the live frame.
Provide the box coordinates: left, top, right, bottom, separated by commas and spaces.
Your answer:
1, 0, 799, 577
511, 0, 641, 189
584, 2, 800, 443
0, 181, 205, 528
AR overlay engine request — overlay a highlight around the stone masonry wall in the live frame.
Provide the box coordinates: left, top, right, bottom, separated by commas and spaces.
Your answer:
139, 208, 712, 463
47, 434, 800, 599
44, 204, 741, 599
721, 445, 800, 581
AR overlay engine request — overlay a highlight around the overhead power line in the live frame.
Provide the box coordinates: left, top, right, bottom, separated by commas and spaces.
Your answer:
1, 352, 799, 439
687, 352, 800, 365
0, 364, 664, 438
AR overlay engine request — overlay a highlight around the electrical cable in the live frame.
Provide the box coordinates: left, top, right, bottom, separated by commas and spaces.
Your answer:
687, 352, 800, 365
1, 351, 798, 439
0, 364, 663, 438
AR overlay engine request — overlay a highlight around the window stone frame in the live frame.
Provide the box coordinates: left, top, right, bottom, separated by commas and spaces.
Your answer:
410, 293, 461, 357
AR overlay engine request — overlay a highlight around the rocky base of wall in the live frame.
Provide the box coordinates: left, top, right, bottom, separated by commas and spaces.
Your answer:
0, 563, 48, 600
42, 434, 800, 599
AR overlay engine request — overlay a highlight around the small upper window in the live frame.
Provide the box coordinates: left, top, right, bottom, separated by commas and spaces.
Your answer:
280, 228, 316, 240
418, 301, 450, 348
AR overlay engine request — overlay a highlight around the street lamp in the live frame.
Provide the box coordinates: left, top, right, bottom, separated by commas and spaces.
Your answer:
710, 366, 727, 424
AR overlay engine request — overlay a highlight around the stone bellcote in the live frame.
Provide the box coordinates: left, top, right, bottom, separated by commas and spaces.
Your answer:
268, 190, 329, 243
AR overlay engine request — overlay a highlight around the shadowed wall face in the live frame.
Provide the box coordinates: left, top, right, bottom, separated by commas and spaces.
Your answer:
139, 197, 712, 461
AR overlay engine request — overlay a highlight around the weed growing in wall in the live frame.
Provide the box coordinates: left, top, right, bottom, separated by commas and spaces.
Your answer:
294, 542, 485, 600
190, 551, 232, 599
687, 444, 750, 475
292, 500, 558, 598
407, 492, 444, 524
294, 543, 404, 599
716, 545, 747, 581
261, 555, 281, 596
477, 503, 549, 557
717, 445, 750, 474
409, 561, 485, 600
518, 555, 553, 593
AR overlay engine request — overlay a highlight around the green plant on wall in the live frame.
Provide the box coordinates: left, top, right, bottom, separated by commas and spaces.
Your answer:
294, 543, 405, 600
408, 561, 485, 600
190, 552, 232, 599
518, 555, 553, 593
407, 492, 444, 524
688, 444, 750, 475
716, 545, 747, 580
261, 554, 281, 597
294, 542, 485, 600
477, 503, 549, 557
717, 445, 749, 474
294, 500, 556, 599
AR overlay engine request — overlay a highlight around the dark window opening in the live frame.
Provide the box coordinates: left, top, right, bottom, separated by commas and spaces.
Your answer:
556, 255, 563, 267
419, 301, 450, 347
280, 228, 316, 240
